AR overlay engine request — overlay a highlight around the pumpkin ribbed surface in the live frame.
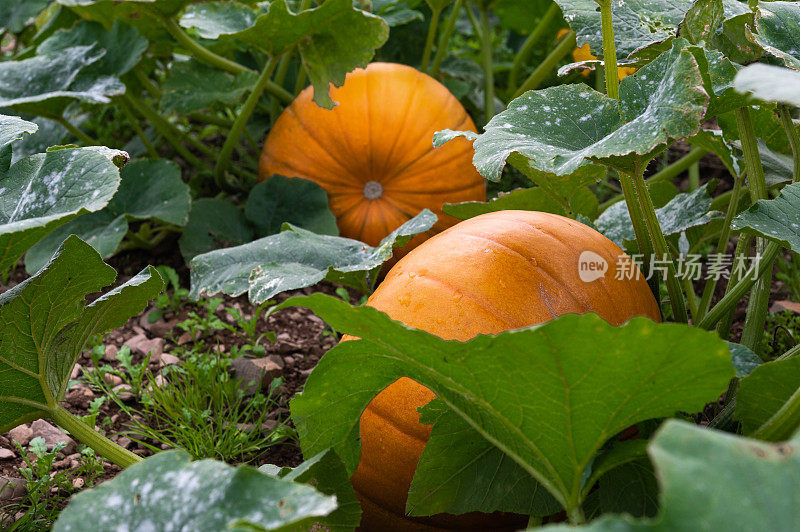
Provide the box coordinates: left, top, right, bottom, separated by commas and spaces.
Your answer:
259, 62, 485, 249
349, 210, 661, 530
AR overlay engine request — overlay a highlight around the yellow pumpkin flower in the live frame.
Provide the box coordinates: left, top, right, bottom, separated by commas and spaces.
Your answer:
556, 29, 637, 79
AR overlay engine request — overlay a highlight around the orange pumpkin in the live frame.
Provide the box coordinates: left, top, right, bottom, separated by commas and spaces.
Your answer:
259, 62, 485, 251
349, 210, 661, 530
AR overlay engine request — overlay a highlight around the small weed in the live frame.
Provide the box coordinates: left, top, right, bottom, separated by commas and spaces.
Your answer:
0, 438, 104, 531
149, 266, 188, 323
776, 253, 800, 303
761, 310, 800, 359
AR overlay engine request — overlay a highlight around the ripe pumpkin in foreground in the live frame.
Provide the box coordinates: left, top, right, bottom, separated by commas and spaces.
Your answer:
259, 62, 485, 251
348, 210, 661, 530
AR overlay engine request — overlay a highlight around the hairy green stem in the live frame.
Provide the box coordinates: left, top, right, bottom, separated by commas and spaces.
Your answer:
735, 106, 771, 351
512, 31, 576, 99
778, 104, 800, 183
599, 0, 620, 98
189, 111, 233, 128
715, 234, 753, 338
477, 6, 495, 125
52, 406, 141, 469
161, 17, 292, 104
508, 3, 561, 93
56, 117, 98, 145
118, 97, 159, 158
215, 57, 279, 188
599, 148, 707, 212
696, 171, 746, 321
420, 6, 442, 72
122, 93, 205, 169
133, 68, 162, 99
631, 169, 689, 322
688, 160, 700, 190
699, 241, 781, 330
430, 0, 463, 78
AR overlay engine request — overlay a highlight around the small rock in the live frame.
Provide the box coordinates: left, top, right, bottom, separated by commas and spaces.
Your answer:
112, 384, 136, 402
103, 344, 119, 362
306, 314, 325, 326
103, 373, 123, 387
132, 325, 146, 335
72, 478, 85, 490
30, 420, 76, 455
0, 448, 15, 460
261, 420, 278, 433
160, 353, 181, 366
276, 332, 291, 343
126, 334, 164, 359
8, 425, 33, 446
70, 365, 82, 380
52, 457, 71, 469
116, 437, 133, 449
176, 330, 201, 345
0, 476, 26, 502
230, 357, 283, 395
266, 355, 285, 370
65, 387, 96, 409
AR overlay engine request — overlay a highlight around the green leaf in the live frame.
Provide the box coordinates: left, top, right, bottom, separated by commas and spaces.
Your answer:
0, 114, 38, 151
544, 420, 800, 531
230, 0, 389, 108
25, 211, 127, 274
189, 210, 437, 303
245, 175, 338, 238
0, 0, 51, 33
731, 182, 800, 253
261, 449, 362, 531
680, 0, 725, 46
407, 400, 561, 517
736, 356, 800, 438
597, 458, 658, 518
178, 197, 254, 262
160, 60, 258, 114
38, 19, 148, 77
0, 147, 121, 281
686, 45, 746, 116
0, 236, 162, 432
373, 0, 424, 27
554, 0, 691, 61
734, 64, 800, 108
106, 159, 191, 225
179, 1, 258, 39
286, 293, 734, 511
53, 450, 338, 532
0, 45, 124, 118
596, 182, 722, 247
437, 40, 707, 179
718, 103, 798, 156
444, 187, 563, 220
728, 342, 762, 378
749, 1, 800, 70
687, 129, 740, 176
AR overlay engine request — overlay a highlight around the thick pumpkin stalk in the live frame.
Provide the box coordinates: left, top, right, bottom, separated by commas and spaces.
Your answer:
52, 406, 141, 469
430, 0, 463, 78
598, 0, 620, 99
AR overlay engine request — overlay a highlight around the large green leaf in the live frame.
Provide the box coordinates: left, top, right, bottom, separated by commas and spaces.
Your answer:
554, 0, 691, 61
37, 19, 148, 77
260, 449, 362, 531
0, 0, 51, 33
228, 0, 389, 108
160, 61, 258, 114
179, 0, 258, 39
544, 421, 800, 531
0, 45, 124, 118
749, 1, 800, 70
0, 114, 38, 152
245, 175, 338, 238
53, 450, 338, 532
407, 399, 561, 517
189, 210, 436, 303
596, 182, 722, 246
23, 159, 188, 273
106, 159, 190, 226
735, 356, 800, 440
731, 182, 800, 253
0, 236, 162, 432
734, 64, 800, 108
444, 187, 563, 220
178, 197, 254, 261
437, 40, 707, 179
286, 293, 734, 511
25, 211, 127, 275
0, 147, 121, 281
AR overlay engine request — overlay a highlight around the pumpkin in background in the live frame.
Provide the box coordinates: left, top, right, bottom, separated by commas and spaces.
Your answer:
259, 62, 485, 251
349, 210, 661, 530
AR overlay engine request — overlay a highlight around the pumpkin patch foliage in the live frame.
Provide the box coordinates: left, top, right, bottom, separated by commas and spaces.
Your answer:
1, 0, 800, 529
